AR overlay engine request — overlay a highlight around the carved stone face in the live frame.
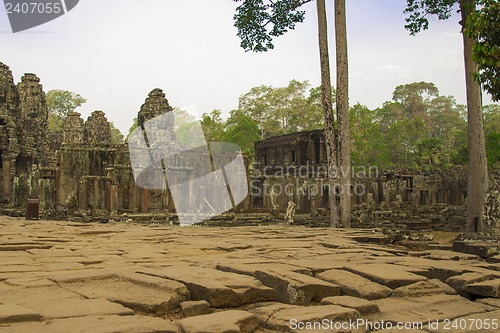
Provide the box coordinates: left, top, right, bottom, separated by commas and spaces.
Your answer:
29, 106, 38, 118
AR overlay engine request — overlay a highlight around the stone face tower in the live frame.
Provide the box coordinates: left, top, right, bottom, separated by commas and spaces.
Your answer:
62, 112, 84, 145
17, 73, 48, 165
0, 63, 20, 203
0, 63, 18, 116
84, 110, 112, 146
137, 88, 173, 127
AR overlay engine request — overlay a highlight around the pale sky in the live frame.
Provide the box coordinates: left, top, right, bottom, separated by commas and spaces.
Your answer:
1, 0, 497, 134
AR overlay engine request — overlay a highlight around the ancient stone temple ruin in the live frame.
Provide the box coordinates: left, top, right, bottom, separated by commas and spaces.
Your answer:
0, 62, 497, 231
0, 63, 250, 221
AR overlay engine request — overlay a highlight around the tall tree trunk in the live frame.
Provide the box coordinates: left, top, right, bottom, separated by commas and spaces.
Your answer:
334, 0, 351, 227
460, 0, 489, 232
316, 0, 338, 227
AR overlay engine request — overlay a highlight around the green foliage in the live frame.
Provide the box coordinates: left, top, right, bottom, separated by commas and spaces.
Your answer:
483, 104, 500, 168
404, 0, 458, 35
127, 118, 139, 139
201, 110, 226, 143
349, 103, 391, 169
109, 122, 124, 144
46, 89, 86, 131
233, 0, 312, 52
465, 0, 500, 101
238, 80, 325, 138
222, 109, 260, 156
392, 81, 439, 115
366, 82, 468, 171
46, 90, 86, 121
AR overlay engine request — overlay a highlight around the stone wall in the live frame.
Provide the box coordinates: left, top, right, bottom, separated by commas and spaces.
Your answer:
252, 130, 492, 231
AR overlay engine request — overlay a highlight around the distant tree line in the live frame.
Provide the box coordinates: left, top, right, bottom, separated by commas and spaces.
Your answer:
200, 80, 499, 171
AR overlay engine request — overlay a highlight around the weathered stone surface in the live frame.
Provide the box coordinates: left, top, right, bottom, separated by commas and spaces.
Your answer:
34, 298, 135, 319
62, 112, 84, 145
140, 266, 276, 307
59, 274, 189, 315
391, 279, 456, 297
453, 241, 500, 259
252, 268, 341, 305
0, 285, 83, 307
0, 315, 178, 333
179, 310, 259, 333
446, 272, 496, 296
0, 304, 40, 323
343, 264, 427, 289
4, 277, 56, 288
316, 269, 392, 300
321, 296, 379, 314
250, 303, 359, 332
84, 110, 112, 146
373, 294, 493, 323
465, 279, 500, 298
1, 219, 500, 332
180, 300, 211, 317
217, 262, 313, 277
476, 297, 500, 308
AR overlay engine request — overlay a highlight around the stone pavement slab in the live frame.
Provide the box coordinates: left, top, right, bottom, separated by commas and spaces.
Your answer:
59, 274, 188, 316
1, 218, 500, 332
371, 294, 494, 324
0, 314, 178, 333
343, 263, 427, 289
252, 268, 341, 305
250, 303, 359, 332
140, 266, 276, 307
33, 298, 135, 319
180, 310, 259, 333
316, 269, 392, 300
465, 278, 500, 297
321, 296, 379, 315
0, 304, 40, 323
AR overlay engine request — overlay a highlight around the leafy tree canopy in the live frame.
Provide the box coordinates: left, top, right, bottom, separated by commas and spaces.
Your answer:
404, 0, 458, 35
46, 89, 86, 130
238, 80, 326, 138
46, 90, 86, 120
233, 0, 312, 52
